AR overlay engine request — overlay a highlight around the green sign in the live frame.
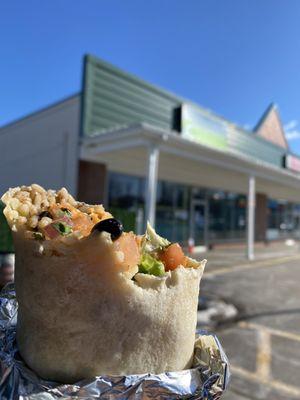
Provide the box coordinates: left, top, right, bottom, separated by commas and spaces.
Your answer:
181, 104, 228, 150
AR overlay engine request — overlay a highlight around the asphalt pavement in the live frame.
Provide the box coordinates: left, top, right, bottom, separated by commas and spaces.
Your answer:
197, 242, 300, 400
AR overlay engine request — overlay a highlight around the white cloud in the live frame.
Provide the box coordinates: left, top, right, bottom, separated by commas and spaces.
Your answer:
243, 123, 251, 131
285, 130, 300, 140
284, 120, 298, 131
284, 119, 300, 141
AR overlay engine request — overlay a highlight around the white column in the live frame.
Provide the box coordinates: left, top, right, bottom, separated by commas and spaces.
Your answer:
145, 144, 159, 228
247, 175, 256, 260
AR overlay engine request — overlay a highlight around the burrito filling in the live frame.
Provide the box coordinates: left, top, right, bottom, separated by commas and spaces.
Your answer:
1, 184, 198, 277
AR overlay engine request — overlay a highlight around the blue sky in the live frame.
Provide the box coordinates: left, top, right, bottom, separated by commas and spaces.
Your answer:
1, 0, 300, 152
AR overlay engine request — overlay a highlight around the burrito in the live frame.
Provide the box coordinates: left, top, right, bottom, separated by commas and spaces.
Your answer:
1, 184, 206, 383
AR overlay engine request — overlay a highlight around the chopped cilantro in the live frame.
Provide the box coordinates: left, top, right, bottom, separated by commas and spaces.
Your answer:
52, 222, 72, 235
59, 208, 72, 217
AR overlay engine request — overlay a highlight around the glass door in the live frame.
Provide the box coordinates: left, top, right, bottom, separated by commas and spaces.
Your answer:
189, 199, 208, 247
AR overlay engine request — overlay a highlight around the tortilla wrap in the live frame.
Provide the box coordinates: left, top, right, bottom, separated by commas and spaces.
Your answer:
2, 185, 205, 382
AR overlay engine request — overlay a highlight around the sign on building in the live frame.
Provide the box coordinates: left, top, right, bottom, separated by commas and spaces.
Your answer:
284, 154, 300, 173
181, 103, 229, 150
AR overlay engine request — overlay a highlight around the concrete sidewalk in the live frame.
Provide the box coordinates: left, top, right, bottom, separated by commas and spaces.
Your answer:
194, 240, 300, 273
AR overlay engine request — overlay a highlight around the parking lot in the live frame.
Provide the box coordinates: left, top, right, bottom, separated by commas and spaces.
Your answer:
198, 243, 300, 400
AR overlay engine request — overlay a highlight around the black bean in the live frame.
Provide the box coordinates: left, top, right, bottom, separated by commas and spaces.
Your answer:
91, 218, 123, 240
39, 211, 52, 219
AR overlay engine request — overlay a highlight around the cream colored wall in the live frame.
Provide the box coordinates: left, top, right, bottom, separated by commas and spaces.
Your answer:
0, 95, 80, 196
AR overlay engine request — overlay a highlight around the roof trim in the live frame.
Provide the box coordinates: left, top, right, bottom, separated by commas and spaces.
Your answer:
80, 123, 300, 189
84, 54, 184, 103
0, 92, 80, 131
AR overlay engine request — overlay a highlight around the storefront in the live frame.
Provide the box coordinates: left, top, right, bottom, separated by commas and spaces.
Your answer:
1, 54, 300, 259
79, 55, 300, 259
108, 171, 248, 245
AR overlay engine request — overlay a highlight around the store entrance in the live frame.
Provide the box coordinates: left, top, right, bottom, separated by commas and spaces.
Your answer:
189, 199, 208, 247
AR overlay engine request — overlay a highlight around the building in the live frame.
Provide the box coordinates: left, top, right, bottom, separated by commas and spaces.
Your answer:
1, 54, 300, 259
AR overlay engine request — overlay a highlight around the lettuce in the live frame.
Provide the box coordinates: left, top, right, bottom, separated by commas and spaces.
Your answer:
138, 253, 165, 277
142, 222, 170, 253
138, 223, 169, 277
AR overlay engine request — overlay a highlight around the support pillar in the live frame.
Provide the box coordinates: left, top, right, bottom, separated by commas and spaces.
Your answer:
145, 144, 159, 228
247, 175, 256, 260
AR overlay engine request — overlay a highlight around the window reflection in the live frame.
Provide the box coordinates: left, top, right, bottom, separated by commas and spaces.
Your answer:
108, 172, 300, 245
109, 172, 144, 209
208, 192, 246, 241
156, 181, 190, 243
267, 199, 300, 240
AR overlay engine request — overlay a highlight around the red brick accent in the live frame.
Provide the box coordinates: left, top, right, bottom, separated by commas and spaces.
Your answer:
255, 193, 268, 241
77, 160, 107, 204
256, 107, 288, 149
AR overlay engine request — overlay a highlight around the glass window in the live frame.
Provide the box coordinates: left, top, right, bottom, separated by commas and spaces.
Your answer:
108, 172, 249, 244
208, 191, 246, 241
108, 172, 144, 209
108, 172, 144, 232
156, 181, 191, 243
267, 199, 300, 240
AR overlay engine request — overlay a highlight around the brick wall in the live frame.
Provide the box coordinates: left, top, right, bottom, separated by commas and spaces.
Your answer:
77, 160, 107, 205
255, 193, 268, 241
256, 107, 288, 149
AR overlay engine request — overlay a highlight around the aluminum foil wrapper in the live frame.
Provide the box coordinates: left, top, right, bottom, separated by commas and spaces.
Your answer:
0, 284, 230, 399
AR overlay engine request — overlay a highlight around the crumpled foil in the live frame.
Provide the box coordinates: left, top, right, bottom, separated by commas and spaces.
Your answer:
0, 283, 230, 399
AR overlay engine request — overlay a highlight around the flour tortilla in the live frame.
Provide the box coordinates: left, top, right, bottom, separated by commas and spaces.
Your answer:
2, 186, 205, 383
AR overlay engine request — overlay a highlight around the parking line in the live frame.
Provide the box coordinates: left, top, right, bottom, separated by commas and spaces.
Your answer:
256, 329, 271, 380
231, 365, 300, 398
205, 254, 300, 396
231, 321, 300, 397
239, 321, 300, 343
203, 254, 300, 277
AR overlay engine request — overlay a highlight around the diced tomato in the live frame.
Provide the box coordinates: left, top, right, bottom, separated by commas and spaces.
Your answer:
113, 232, 141, 269
43, 224, 61, 240
159, 243, 187, 271
58, 215, 73, 226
